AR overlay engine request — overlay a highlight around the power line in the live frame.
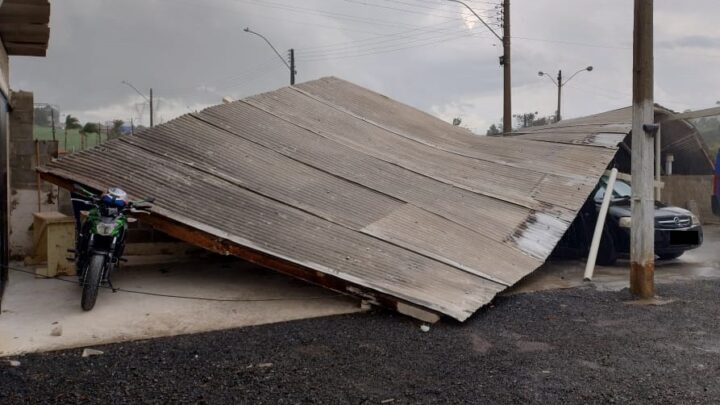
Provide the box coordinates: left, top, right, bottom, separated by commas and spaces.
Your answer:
512, 36, 631, 50
297, 19, 459, 52
299, 30, 492, 62
299, 24, 479, 58
237, 0, 484, 32
342, 0, 499, 22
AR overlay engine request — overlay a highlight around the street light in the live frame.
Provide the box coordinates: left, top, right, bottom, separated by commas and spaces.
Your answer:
538, 66, 593, 122
447, 0, 510, 134
244, 27, 296, 85
121, 80, 154, 128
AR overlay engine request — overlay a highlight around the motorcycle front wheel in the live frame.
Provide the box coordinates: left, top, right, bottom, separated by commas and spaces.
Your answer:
81, 254, 105, 311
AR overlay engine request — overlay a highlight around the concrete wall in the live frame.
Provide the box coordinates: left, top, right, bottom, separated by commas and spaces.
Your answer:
662, 175, 720, 225
8, 90, 60, 257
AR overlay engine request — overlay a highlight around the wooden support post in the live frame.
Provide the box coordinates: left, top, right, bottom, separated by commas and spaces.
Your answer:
630, 0, 655, 299
35, 140, 41, 212
655, 125, 662, 200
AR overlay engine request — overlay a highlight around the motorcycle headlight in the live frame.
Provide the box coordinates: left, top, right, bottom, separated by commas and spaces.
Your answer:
618, 217, 632, 228
95, 222, 116, 236
691, 214, 700, 226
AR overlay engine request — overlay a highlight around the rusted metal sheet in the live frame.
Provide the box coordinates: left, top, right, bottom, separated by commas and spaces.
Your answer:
40, 77, 625, 322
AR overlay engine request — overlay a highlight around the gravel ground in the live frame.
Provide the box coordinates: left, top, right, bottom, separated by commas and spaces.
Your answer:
2, 280, 720, 404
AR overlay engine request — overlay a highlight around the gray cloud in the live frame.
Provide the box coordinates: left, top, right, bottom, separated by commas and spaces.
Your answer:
10, 0, 720, 131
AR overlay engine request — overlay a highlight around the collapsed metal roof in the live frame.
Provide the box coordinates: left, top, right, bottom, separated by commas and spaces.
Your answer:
514, 105, 714, 175
39, 77, 625, 322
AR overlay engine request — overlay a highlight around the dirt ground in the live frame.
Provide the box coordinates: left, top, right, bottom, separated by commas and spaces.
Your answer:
2, 277, 720, 404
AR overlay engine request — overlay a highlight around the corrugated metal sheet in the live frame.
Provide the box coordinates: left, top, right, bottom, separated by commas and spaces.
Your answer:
514, 105, 714, 175
39, 77, 626, 322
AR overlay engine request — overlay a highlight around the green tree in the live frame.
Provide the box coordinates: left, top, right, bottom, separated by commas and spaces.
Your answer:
110, 119, 124, 139
485, 123, 502, 136
63, 115, 82, 151
81, 122, 100, 134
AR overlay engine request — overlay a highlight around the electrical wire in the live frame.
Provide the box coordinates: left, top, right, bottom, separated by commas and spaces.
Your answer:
298, 31, 492, 62
237, 0, 476, 32
342, 0, 498, 22
5, 265, 343, 302
298, 25, 479, 58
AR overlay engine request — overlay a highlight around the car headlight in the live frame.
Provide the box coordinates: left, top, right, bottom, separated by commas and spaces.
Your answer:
618, 217, 632, 228
95, 222, 116, 236
691, 214, 700, 226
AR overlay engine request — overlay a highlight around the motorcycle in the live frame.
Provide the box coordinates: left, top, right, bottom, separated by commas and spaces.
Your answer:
70, 185, 154, 311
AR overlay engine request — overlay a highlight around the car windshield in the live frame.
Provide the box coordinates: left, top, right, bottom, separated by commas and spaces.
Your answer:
594, 176, 632, 202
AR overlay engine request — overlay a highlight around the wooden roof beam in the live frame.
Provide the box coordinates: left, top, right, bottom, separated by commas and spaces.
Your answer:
0, 2, 50, 24
0, 23, 49, 43
3, 41, 46, 56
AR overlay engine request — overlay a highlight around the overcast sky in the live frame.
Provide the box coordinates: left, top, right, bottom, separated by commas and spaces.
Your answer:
10, 0, 720, 133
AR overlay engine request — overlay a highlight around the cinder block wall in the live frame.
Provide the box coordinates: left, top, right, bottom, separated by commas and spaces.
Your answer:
662, 175, 719, 225
8, 91, 59, 257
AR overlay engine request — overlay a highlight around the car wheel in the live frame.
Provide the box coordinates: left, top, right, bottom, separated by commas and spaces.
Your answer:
658, 252, 684, 260
596, 227, 618, 266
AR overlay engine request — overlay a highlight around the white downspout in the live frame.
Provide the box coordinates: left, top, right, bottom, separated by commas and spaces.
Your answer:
584, 168, 618, 281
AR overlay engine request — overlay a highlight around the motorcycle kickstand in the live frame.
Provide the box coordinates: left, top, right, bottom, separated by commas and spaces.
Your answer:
107, 278, 118, 293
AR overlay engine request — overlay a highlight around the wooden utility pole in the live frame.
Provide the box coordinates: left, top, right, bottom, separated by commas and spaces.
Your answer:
502, 0, 511, 134
630, 0, 655, 299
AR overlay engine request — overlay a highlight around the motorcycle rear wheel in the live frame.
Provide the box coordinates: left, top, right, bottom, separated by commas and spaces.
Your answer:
81, 254, 105, 311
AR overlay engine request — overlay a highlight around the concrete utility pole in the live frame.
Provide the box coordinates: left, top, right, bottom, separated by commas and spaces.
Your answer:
502, 0, 511, 134
556, 70, 562, 122
447, 0, 509, 133
630, 0, 656, 299
289, 49, 296, 85
244, 28, 296, 85
149, 88, 154, 128
538, 66, 593, 122
122, 81, 154, 128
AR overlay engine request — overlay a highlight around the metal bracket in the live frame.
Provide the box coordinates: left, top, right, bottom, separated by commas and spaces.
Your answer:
642, 123, 659, 137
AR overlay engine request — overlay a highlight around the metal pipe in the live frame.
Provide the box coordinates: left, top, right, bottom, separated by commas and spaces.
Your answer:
584, 168, 618, 281
655, 125, 662, 200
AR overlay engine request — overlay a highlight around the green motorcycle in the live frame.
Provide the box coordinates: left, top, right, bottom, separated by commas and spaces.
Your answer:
71, 185, 154, 310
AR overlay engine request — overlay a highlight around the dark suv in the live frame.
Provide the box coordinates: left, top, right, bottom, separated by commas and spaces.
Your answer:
554, 176, 703, 265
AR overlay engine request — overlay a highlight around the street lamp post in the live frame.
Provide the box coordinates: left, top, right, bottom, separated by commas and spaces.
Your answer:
447, 0, 510, 134
121, 81, 154, 128
538, 66, 593, 122
244, 27, 296, 85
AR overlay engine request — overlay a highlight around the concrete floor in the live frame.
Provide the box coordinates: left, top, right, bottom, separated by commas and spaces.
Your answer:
510, 225, 720, 295
0, 259, 361, 356
2, 226, 717, 357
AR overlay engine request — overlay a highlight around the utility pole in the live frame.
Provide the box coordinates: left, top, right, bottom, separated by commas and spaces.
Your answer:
149, 88, 154, 128
502, 0, 511, 135
630, 0, 655, 299
289, 49, 296, 85
244, 28, 296, 85
448, 0, 510, 134
50, 108, 56, 141
538, 66, 593, 122
556, 70, 562, 122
